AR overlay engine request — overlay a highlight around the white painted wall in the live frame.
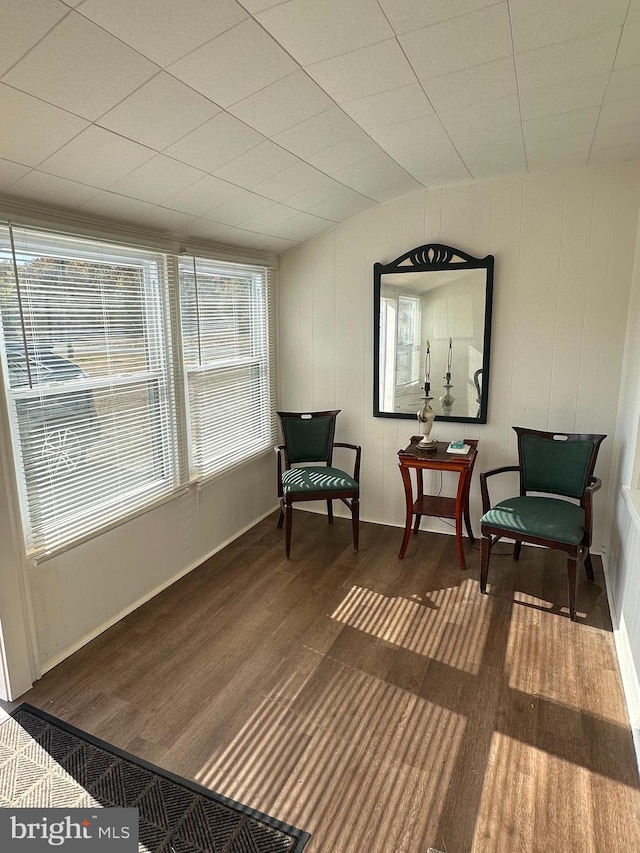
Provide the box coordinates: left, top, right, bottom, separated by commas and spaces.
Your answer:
606, 209, 640, 756
277, 164, 640, 551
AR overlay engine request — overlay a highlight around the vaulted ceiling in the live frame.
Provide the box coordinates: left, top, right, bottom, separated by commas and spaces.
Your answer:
1, 0, 639, 255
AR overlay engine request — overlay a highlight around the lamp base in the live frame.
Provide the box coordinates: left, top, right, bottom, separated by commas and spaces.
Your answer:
417, 436, 438, 450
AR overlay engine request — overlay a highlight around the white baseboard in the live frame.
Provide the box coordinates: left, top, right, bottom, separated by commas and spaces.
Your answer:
601, 550, 640, 773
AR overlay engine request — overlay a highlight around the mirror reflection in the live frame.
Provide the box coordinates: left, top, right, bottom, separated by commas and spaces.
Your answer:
373, 244, 493, 424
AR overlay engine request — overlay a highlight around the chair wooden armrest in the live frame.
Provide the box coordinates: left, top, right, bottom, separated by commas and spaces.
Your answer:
582, 476, 602, 547
586, 476, 602, 494
334, 442, 362, 482
275, 444, 285, 497
480, 465, 520, 513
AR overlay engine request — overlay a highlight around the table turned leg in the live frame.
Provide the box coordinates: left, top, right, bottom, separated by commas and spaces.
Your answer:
398, 464, 414, 559
455, 469, 469, 570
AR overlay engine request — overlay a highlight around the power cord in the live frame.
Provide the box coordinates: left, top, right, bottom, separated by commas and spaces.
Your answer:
431, 471, 513, 556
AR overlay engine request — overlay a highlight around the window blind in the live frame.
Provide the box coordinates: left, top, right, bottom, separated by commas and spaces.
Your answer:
0, 224, 178, 555
178, 256, 276, 478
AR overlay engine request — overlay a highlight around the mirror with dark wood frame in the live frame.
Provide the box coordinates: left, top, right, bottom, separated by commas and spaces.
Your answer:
373, 244, 494, 424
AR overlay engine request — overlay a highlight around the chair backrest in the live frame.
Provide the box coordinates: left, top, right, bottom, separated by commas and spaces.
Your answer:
277, 410, 339, 466
514, 427, 606, 499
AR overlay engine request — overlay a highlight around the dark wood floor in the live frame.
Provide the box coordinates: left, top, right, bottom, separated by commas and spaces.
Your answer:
6, 511, 640, 852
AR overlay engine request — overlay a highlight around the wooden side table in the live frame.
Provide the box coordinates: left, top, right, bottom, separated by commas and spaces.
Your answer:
397, 437, 479, 570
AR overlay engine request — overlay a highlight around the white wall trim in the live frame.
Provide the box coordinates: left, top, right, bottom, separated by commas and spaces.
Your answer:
601, 548, 640, 774
35, 502, 280, 682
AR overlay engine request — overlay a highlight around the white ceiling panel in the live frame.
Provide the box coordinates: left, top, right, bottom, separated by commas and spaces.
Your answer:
308, 133, 384, 175
0, 0, 68, 77
238, 0, 283, 12
240, 205, 334, 242
213, 141, 299, 188
170, 217, 233, 243
599, 98, 640, 130
423, 58, 517, 113
228, 71, 333, 138
515, 29, 621, 92
343, 84, 435, 133
163, 176, 243, 217
255, 0, 393, 66
615, 21, 640, 70
606, 68, 640, 103
519, 75, 609, 121
205, 192, 274, 227
467, 156, 527, 180
38, 126, 154, 188
78, 0, 248, 66
0, 84, 88, 166
393, 137, 471, 187
5, 171, 98, 208
252, 162, 340, 204
450, 125, 526, 178
304, 187, 375, 221
525, 132, 593, 160
590, 140, 640, 164
273, 108, 363, 159
307, 39, 416, 103
528, 152, 589, 172
449, 121, 524, 152
97, 73, 221, 151
379, 0, 499, 35
3, 12, 158, 120
108, 155, 206, 204
0, 159, 31, 190
509, 0, 628, 53
261, 211, 336, 242
0, 0, 638, 255
133, 206, 197, 233
400, 4, 513, 82
439, 95, 520, 135
164, 112, 264, 173
76, 192, 153, 222
522, 108, 601, 146
593, 122, 640, 149
330, 152, 423, 202
168, 19, 297, 108
281, 177, 369, 214
210, 227, 298, 253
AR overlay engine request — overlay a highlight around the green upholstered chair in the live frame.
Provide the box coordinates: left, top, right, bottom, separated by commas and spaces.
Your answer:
276, 410, 360, 558
480, 427, 606, 620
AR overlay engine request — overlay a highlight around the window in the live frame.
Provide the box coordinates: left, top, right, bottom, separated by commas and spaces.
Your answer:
0, 224, 276, 557
0, 225, 178, 555
178, 256, 275, 478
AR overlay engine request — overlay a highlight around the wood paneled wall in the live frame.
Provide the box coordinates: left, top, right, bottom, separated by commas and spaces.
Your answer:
607, 210, 640, 752
277, 164, 640, 549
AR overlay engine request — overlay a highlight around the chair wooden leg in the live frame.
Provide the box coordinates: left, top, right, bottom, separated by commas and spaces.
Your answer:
284, 503, 293, 559
480, 534, 491, 593
585, 550, 595, 582
277, 505, 284, 529
567, 555, 577, 621
352, 497, 359, 551
327, 499, 334, 524
513, 541, 522, 561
